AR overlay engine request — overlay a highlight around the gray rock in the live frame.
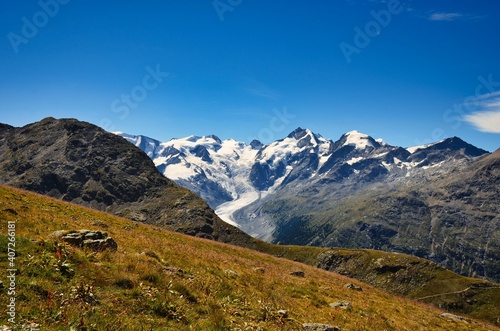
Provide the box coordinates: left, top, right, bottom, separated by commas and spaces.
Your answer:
344, 283, 363, 291
302, 323, 340, 331
85, 231, 105, 240
60, 232, 85, 247
83, 237, 117, 252
330, 301, 352, 310
290, 270, 305, 277
253, 267, 266, 273
224, 269, 239, 277
277, 309, 288, 318
441, 313, 469, 324
49, 230, 117, 252
47, 230, 68, 239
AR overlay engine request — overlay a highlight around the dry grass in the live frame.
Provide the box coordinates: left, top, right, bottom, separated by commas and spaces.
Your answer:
0, 185, 498, 330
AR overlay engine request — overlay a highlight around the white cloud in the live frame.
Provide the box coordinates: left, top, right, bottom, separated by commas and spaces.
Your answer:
428, 12, 463, 21
244, 81, 280, 100
464, 111, 500, 133
464, 93, 500, 133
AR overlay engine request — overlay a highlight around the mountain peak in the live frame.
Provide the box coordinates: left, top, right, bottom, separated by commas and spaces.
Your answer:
250, 139, 263, 149
287, 127, 309, 139
207, 134, 222, 144
284, 127, 325, 149
428, 136, 489, 156
341, 130, 378, 150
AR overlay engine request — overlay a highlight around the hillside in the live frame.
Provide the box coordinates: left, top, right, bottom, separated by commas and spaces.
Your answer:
1, 185, 498, 330
0, 117, 255, 247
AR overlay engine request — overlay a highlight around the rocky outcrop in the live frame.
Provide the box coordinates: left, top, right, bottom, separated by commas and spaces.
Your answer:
330, 301, 352, 310
50, 230, 117, 252
302, 323, 341, 331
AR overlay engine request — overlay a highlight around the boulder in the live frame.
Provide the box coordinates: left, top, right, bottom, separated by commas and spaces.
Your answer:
290, 270, 305, 277
224, 269, 239, 277
303, 323, 341, 331
50, 230, 117, 252
330, 301, 352, 310
441, 313, 469, 324
344, 283, 363, 291
277, 309, 288, 318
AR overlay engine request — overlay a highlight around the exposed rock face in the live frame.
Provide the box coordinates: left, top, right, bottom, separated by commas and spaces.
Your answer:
0, 117, 255, 247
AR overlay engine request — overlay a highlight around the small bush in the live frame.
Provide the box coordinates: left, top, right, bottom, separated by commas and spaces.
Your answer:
140, 272, 161, 285
114, 278, 134, 289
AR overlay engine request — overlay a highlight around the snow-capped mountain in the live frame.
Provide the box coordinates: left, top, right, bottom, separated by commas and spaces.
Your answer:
118, 133, 260, 225
118, 128, 488, 235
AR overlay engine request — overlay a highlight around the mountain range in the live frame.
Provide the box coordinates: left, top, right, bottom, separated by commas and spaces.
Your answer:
118, 127, 499, 282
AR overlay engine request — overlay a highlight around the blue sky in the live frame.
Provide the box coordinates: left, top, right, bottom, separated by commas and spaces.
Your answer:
1, 1, 500, 151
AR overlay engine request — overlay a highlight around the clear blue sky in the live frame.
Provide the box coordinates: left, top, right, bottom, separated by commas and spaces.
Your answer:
1, 0, 500, 151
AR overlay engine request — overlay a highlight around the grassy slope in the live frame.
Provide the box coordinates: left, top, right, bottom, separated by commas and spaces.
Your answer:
0, 186, 498, 330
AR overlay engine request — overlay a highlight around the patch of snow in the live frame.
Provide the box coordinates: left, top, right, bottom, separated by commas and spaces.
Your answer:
422, 160, 446, 170
164, 163, 198, 180
381, 161, 392, 171
406, 140, 444, 154
343, 130, 375, 149
372, 152, 388, 158
346, 156, 364, 165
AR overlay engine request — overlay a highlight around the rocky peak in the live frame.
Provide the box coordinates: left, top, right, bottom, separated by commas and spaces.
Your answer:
207, 134, 222, 144
409, 137, 489, 164
250, 139, 263, 150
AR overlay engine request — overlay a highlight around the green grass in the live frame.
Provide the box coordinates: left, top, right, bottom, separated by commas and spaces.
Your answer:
0, 185, 498, 330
